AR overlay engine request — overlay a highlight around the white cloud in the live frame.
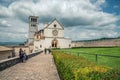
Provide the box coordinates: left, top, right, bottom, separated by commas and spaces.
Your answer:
94, 0, 106, 9
0, 20, 11, 27
0, 31, 27, 42
65, 27, 119, 41
0, 5, 13, 18
0, 0, 120, 42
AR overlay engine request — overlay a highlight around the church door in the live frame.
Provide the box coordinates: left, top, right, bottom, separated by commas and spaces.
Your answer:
52, 39, 58, 48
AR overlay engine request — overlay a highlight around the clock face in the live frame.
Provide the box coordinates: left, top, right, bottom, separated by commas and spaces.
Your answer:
52, 30, 58, 36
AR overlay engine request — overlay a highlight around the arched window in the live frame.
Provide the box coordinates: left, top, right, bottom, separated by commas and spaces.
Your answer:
37, 35, 39, 39
69, 44, 71, 48
31, 24, 36, 27
40, 45, 42, 48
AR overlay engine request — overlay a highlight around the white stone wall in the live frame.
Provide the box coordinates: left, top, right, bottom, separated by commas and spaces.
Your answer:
47, 20, 64, 29
33, 19, 71, 51
34, 38, 71, 51
44, 29, 64, 38
29, 32, 35, 38
44, 38, 53, 48
34, 38, 51, 51
34, 40, 45, 51
58, 30, 64, 38
29, 26, 37, 32
72, 38, 120, 47
44, 29, 52, 37
29, 16, 38, 44
58, 38, 71, 48
44, 19, 64, 38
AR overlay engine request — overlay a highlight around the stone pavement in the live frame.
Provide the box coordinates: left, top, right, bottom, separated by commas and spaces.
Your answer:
0, 53, 60, 80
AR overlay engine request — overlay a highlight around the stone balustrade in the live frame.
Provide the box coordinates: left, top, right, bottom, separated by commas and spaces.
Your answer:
0, 51, 43, 71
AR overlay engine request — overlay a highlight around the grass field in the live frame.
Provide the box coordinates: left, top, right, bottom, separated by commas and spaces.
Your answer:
59, 47, 120, 69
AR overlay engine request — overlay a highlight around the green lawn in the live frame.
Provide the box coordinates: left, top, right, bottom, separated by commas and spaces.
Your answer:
59, 47, 120, 69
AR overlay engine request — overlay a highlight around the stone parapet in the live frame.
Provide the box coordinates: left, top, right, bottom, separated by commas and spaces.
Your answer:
0, 51, 43, 71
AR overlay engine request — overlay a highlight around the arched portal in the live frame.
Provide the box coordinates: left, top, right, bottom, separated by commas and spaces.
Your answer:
52, 38, 58, 48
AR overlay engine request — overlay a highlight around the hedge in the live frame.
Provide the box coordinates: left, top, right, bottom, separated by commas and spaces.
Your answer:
52, 51, 120, 80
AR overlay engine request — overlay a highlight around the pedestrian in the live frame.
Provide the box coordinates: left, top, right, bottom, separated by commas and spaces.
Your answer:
44, 48, 47, 54
24, 50, 28, 60
48, 47, 51, 54
23, 50, 27, 62
19, 48, 24, 62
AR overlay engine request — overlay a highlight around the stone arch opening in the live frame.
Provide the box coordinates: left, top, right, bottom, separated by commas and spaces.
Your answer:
52, 38, 58, 48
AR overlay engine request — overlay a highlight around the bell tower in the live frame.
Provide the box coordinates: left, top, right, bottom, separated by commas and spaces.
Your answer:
28, 16, 38, 44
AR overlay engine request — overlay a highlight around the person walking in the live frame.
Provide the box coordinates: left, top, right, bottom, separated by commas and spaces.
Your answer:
23, 50, 27, 63
48, 47, 52, 54
19, 48, 24, 62
44, 48, 47, 54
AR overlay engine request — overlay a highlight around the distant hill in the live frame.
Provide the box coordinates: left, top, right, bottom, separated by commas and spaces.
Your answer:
72, 37, 120, 42
0, 42, 24, 46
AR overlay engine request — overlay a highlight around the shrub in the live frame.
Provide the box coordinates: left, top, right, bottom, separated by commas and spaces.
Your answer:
52, 51, 120, 80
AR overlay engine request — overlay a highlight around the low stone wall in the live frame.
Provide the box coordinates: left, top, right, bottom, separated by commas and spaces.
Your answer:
0, 50, 13, 60
72, 38, 120, 47
0, 51, 43, 71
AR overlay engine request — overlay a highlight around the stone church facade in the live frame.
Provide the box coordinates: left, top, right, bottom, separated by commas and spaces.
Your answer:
28, 16, 71, 51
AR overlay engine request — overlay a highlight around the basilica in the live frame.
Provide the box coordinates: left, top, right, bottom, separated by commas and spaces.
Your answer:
28, 16, 71, 51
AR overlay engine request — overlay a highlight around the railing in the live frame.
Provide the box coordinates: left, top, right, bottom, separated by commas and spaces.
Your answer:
0, 50, 43, 71
57, 50, 120, 63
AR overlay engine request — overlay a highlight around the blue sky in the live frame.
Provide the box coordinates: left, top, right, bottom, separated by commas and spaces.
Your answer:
0, 0, 120, 42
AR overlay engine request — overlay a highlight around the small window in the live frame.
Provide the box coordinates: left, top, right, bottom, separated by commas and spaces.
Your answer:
40, 45, 42, 48
69, 44, 71, 48
31, 24, 36, 27
31, 18, 37, 22
54, 24, 56, 28
37, 35, 39, 39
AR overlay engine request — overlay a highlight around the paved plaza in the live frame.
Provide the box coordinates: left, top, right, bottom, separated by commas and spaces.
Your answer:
0, 53, 60, 80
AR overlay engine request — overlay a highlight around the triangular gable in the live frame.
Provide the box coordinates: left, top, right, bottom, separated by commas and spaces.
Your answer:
44, 19, 64, 30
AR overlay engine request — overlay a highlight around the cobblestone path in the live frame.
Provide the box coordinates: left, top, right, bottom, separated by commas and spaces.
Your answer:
0, 53, 60, 80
